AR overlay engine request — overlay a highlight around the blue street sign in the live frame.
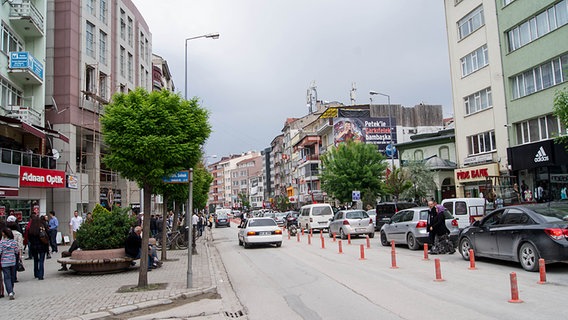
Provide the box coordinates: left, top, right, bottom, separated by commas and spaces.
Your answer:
385, 144, 396, 158
162, 171, 189, 183
352, 190, 361, 201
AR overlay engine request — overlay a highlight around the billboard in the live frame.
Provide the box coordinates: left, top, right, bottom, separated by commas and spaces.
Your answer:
333, 117, 398, 159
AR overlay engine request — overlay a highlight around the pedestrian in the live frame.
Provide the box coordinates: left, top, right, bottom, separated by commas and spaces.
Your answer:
48, 210, 59, 254
6, 221, 24, 282
0, 219, 5, 298
42, 215, 52, 259
69, 210, 83, 240
0, 227, 20, 300
23, 213, 36, 260
85, 211, 93, 224
27, 215, 49, 280
150, 214, 157, 237
197, 213, 203, 237
430, 204, 451, 254
125, 226, 153, 271
427, 200, 437, 251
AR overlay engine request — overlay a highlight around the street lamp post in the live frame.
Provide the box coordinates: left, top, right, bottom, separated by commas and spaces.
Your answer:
369, 91, 395, 168
184, 33, 220, 99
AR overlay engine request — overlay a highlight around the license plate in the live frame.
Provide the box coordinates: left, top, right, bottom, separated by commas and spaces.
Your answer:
356, 228, 366, 232
219, 219, 226, 222
259, 231, 271, 236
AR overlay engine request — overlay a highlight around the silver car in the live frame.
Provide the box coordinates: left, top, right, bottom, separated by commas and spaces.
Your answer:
328, 210, 375, 239
379, 207, 459, 250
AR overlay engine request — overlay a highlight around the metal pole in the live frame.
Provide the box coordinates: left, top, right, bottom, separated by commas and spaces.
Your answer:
388, 95, 394, 169
187, 168, 194, 288
184, 39, 188, 100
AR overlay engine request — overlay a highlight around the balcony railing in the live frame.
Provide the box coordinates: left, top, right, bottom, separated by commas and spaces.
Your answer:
9, 0, 44, 37
4, 105, 42, 126
1, 147, 56, 169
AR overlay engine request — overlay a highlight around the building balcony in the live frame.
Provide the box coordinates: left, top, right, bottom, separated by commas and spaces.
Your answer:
8, 52, 44, 85
1, 147, 56, 169
2, 105, 42, 127
9, 0, 44, 37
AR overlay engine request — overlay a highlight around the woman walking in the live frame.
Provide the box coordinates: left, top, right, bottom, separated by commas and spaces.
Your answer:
27, 215, 49, 280
7, 221, 24, 282
0, 227, 20, 300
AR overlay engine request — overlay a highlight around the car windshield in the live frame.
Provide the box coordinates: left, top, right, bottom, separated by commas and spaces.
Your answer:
529, 206, 568, 222
346, 211, 368, 219
264, 212, 275, 218
275, 212, 287, 218
313, 206, 332, 216
217, 214, 228, 219
248, 219, 277, 227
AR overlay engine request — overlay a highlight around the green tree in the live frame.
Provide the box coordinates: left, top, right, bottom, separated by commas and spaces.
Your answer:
384, 166, 413, 202
238, 192, 251, 210
274, 195, 291, 211
193, 164, 213, 211
401, 161, 437, 203
101, 88, 211, 287
553, 88, 568, 144
320, 141, 387, 204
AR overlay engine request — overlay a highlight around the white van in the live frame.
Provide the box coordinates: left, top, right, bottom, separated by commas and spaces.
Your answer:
298, 203, 334, 232
441, 198, 486, 229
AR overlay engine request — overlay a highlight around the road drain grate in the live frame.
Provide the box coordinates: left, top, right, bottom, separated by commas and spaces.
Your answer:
223, 310, 245, 318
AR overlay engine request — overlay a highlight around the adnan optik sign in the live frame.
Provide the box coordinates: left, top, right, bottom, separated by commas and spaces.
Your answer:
19, 166, 65, 188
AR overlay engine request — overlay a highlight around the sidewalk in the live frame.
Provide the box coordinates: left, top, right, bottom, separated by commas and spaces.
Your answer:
0, 232, 216, 320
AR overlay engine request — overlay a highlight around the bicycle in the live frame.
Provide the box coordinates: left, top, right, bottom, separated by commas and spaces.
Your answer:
155, 227, 189, 250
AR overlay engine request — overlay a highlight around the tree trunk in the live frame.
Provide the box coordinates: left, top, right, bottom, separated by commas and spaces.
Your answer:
138, 182, 152, 288
172, 206, 180, 233
161, 193, 168, 261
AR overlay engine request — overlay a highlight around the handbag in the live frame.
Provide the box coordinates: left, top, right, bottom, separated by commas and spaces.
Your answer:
39, 227, 50, 245
17, 260, 25, 272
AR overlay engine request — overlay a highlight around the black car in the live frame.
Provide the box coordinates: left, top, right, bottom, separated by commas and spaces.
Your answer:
215, 213, 231, 228
458, 202, 568, 271
284, 211, 300, 228
375, 202, 418, 230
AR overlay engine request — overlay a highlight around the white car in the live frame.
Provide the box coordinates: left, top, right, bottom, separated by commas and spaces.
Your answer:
238, 217, 283, 248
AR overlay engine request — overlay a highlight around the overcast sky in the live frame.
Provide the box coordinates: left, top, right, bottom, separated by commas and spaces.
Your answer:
132, 0, 453, 159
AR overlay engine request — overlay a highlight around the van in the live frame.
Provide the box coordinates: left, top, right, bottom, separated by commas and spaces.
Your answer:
298, 203, 334, 232
441, 198, 486, 229
375, 202, 418, 230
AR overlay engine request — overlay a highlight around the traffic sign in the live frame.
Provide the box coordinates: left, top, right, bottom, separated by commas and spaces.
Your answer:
162, 171, 189, 183
352, 190, 361, 201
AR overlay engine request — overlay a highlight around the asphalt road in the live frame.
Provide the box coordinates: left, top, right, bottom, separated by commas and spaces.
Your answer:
213, 224, 568, 320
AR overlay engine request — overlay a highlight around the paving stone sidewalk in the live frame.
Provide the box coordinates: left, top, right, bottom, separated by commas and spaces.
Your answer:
0, 234, 215, 320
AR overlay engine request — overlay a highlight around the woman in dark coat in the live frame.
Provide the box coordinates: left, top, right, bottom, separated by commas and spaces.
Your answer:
27, 215, 49, 280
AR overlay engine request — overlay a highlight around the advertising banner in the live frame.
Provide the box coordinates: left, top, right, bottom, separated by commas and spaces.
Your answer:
333, 117, 398, 159
19, 166, 65, 188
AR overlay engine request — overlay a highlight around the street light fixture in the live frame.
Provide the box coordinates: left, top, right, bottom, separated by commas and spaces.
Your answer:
184, 33, 220, 99
369, 90, 395, 169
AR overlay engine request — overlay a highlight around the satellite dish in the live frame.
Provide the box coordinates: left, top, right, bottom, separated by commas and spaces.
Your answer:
52, 149, 60, 160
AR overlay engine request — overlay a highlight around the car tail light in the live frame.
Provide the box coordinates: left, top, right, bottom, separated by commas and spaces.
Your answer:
247, 231, 256, 236
544, 228, 568, 240
451, 219, 458, 227
309, 218, 313, 223
469, 216, 477, 224
274, 229, 282, 235
369, 219, 373, 225
343, 220, 350, 225
416, 220, 427, 228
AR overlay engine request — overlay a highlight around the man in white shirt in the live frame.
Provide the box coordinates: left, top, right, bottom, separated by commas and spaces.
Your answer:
69, 210, 83, 240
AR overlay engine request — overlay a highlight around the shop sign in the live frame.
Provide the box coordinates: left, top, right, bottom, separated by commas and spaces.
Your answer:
0, 187, 19, 197
67, 174, 78, 189
551, 174, 568, 183
463, 153, 493, 166
455, 163, 499, 183
19, 166, 65, 188
507, 140, 554, 170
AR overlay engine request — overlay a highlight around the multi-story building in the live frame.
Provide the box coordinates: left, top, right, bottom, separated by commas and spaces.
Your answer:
444, 0, 510, 198
498, 0, 568, 201
46, 0, 151, 225
151, 53, 174, 92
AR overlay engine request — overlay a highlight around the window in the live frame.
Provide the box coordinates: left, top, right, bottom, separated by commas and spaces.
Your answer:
467, 131, 496, 155
0, 77, 23, 108
99, 72, 108, 100
120, 10, 126, 40
140, 32, 145, 61
100, 0, 107, 24
127, 53, 133, 82
85, 65, 95, 95
458, 6, 484, 39
503, 0, 516, 5
127, 17, 133, 46
507, 0, 568, 52
512, 54, 567, 99
464, 87, 492, 114
515, 114, 566, 144
99, 31, 107, 65
86, 22, 95, 58
86, 0, 95, 16
120, 46, 125, 77
461, 45, 489, 77
439, 146, 450, 160
414, 150, 423, 160
1, 24, 24, 54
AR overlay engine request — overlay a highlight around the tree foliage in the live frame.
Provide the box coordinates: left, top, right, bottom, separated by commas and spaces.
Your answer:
383, 166, 413, 201
101, 88, 211, 287
238, 192, 251, 210
193, 164, 213, 211
320, 141, 387, 204
401, 161, 437, 202
553, 88, 568, 144
76, 204, 135, 250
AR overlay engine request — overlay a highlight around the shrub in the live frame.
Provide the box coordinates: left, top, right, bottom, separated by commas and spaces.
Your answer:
76, 204, 135, 250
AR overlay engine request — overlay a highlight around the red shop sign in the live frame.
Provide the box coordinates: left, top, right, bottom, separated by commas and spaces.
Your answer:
19, 166, 65, 188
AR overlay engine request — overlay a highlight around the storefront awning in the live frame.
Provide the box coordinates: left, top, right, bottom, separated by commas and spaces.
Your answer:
0, 115, 69, 143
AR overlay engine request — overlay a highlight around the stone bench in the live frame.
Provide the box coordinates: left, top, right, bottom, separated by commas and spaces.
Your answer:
57, 248, 136, 274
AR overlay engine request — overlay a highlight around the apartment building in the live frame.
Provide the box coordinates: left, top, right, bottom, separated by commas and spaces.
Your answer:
444, 0, 510, 198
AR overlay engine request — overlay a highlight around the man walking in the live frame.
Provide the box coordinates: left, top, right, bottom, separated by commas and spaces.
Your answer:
69, 211, 83, 241
48, 210, 59, 253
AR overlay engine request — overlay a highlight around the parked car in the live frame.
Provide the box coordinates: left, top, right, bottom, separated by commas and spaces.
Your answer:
284, 211, 300, 228
215, 213, 231, 228
442, 198, 486, 229
458, 202, 568, 272
380, 207, 459, 250
375, 202, 418, 230
274, 212, 287, 226
238, 217, 283, 248
298, 203, 334, 232
262, 211, 276, 220
329, 209, 374, 239
366, 209, 377, 230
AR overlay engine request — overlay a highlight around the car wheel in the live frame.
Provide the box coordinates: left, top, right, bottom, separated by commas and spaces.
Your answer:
238, 238, 243, 246
339, 228, 347, 240
276, 242, 282, 248
244, 242, 250, 249
369, 232, 375, 239
519, 242, 540, 272
459, 237, 472, 261
380, 231, 389, 246
407, 233, 419, 250
329, 229, 334, 238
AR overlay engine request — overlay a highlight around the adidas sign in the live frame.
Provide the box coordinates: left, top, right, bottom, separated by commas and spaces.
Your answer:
534, 146, 550, 163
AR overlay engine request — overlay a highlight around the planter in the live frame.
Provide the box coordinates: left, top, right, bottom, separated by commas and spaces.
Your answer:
58, 248, 134, 274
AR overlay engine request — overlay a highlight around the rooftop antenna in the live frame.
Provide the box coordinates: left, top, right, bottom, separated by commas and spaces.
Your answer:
307, 81, 317, 114
350, 82, 357, 105
51, 97, 68, 114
